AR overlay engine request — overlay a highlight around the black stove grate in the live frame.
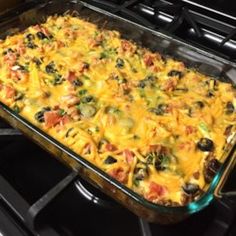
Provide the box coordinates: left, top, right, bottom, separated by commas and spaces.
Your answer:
82, 0, 236, 61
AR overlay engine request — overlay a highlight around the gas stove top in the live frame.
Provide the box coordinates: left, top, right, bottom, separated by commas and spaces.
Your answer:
0, 121, 236, 236
81, 0, 236, 61
0, 0, 236, 235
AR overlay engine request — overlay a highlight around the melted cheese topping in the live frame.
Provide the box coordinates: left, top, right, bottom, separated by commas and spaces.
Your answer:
0, 15, 235, 206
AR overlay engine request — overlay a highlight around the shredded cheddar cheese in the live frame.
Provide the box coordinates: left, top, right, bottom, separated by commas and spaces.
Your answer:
0, 15, 235, 206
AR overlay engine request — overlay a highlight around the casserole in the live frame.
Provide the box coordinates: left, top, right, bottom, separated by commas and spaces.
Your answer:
0, 0, 235, 223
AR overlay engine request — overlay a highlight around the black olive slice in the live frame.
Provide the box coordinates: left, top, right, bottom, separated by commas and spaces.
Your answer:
146, 75, 157, 82
138, 80, 146, 88
15, 92, 24, 101
167, 70, 183, 78
26, 41, 37, 49
134, 167, 148, 181
12, 104, 20, 113
72, 79, 83, 87
32, 57, 42, 66
98, 138, 108, 151
225, 101, 234, 115
197, 138, 214, 152
195, 101, 205, 109
52, 74, 64, 85
26, 33, 35, 41
149, 104, 168, 116
104, 155, 117, 164
138, 76, 157, 88
154, 154, 170, 171
3, 48, 14, 55
146, 153, 154, 165
34, 107, 51, 123
83, 62, 90, 69
36, 31, 48, 40
224, 125, 233, 136
207, 90, 214, 97
116, 58, 124, 68
45, 62, 57, 74
65, 127, 74, 138
182, 183, 199, 195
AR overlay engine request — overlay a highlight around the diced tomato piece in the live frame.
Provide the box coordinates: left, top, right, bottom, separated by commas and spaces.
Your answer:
33, 24, 41, 31
67, 71, 76, 82
163, 78, 178, 92
165, 103, 177, 113
57, 40, 65, 48
89, 38, 97, 47
144, 53, 155, 67
185, 125, 197, 135
61, 94, 80, 108
105, 143, 117, 152
38, 46, 45, 54
54, 115, 70, 132
121, 40, 131, 51
178, 141, 194, 151
16, 43, 26, 55
9, 70, 19, 81
89, 39, 100, 48
10, 67, 28, 82
44, 111, 62, 128
89, 34, 104, 47
120, 83, 131, 95
193, 171, 200, 180
143, 52, 161, 67
149, 144, 162, 153
95, 34, 104, 43
149, 182, 166, 195
121, 40, 136, 54
123, 149, 134, 164
41, 27, 50, 36
64, 29, 77, 40
4, 53, 17, 66
60, 115, 70, 125
33, 25, 50, 37
5, 86, 15, 99
108, 167, 128, 183
78, 62, 89, 73
145, 182, 167, 202
151, 65, 161, 73
178, 142, 186, 150
176, 62, 185, 71
19, 46, 26, 55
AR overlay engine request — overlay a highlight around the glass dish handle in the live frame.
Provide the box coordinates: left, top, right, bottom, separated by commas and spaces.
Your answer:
214, 150, 236, 199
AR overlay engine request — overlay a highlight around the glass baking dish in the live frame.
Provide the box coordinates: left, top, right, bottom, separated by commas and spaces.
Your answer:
0, 0, 235, 224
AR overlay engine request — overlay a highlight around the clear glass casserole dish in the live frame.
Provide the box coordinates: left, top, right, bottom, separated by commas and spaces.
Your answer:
0, 0, 235, 224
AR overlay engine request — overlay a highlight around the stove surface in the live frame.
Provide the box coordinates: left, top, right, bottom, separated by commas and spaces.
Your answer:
0, 123, 235, 236
0, 0, 236, 235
